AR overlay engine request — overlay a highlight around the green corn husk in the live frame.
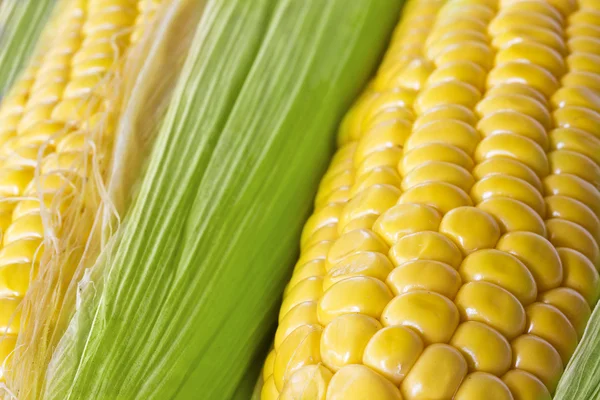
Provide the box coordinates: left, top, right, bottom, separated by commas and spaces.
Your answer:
34, 0, 402, 398
555, 305, 600, 399
0, 0, 56, 95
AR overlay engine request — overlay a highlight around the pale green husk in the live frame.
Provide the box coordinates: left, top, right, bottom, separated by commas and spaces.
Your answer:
37, 0, 402, 398
0, 0, 56, 95
555, 303, 600, 399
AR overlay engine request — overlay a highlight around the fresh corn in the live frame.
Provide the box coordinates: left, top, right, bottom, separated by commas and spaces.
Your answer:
262, 0, 600, 399
0, 0, 163, 384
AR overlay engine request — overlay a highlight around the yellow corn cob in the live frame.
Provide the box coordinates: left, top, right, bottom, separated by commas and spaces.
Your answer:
0, 0, 163, 382
262, 0, 600, 399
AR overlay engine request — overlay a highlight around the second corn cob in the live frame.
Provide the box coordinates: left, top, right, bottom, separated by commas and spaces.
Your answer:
262, 0, 600, 398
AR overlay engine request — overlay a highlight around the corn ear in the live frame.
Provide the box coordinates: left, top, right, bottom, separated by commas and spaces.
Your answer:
39, 0, 402, 398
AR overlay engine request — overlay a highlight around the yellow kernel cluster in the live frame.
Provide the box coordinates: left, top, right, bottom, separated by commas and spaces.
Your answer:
262, 0, 600, 399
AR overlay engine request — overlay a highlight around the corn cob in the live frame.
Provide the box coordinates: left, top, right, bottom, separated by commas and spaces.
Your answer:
262, 0, 600, 399
0, 0, 163, 383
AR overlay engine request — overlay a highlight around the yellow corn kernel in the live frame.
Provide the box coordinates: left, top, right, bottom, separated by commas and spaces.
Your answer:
525, 302, 577, 364
455, 372, 514, 400
477, 111, 548, 150
381, 290, 459, 344
474, 133, 549, 178
492, 26, 566, 56
486, 83, 547, 106
389, 230, 463, 268
413, 104, 477, 130
548, 150, 600, 189
562, 71, 600, 94
455, 281, 526, 339
279, 365, 332, 400
402, 161, 474, 192
567, 52, 600, 75
320, 313, 381, 372
274, 302, 318, 350
323, 251, 392, 291
278, 277, 323, 322
427, 61, 487, 92
497, 232, 563, 292
552, 86, 600, 113
401, 344, 467, 400
490, 11, 562, 37
544, 174, 600, 218
362, 325, 423, 385
511, 334, 563, 393
400, 143, 474, 176
546, 219, 600, 266
496, 42, 566, 78
549, 128, 600, 166
478, 197, 547, 236
476, 94, 553, 129
387, 259, 461, 299
451, 321, 512, 377
559, 247, 600, 306
326, 229, 388, 268
473, 158, 543, 192
470, 175, 546, 217
440, 207, 501, 255
373, 203, 442, 246
317, 276, 392, 325
340, 184, 401, 233
502, 369, 552, 400
327, 364, 403, 400
554, 107, 600, 139
539, 288, 591, 339
273, 325, 322, 390
460, 249, 537, 305
414, 81, 482, 115
399, 181, 473, 214
487, 62, 559, 100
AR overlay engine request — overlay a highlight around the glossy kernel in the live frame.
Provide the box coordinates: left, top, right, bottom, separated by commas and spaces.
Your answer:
387, 260, 462, 299
473, 157, 543, 192
559, 247, 600, 306
323, 251, 393, 291
470, 175, 546, 218
496, 232, 563, 292
546, 219, 600, 266
381, 290, 459, 344
525, 302, 578, 364
460, 249, 537, 305
402, 161, 474, 192
440, 207, 501, 255
511, 334, 563, 393
477, 111, 548, 150
400, 143, 474, 176
405, 119, 481, 155
389, 231, 463, 269
399, 181, 473, 215
539, 288, 591, 339
477, 197, 546, 236
326, 229, 388, 268
279, 365, 332, 400
454, 372, 513, 400
502, 369, 551, 400
320, 313, 381, 372
373, 203, 442, 246
401, 344, 468, 400
273, 325, 323, 390
326, 365, 403, 400
363, 325, 424, 385
317, 276, 393, 325
450, 321, 512, 377
455, 281, 526, 340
